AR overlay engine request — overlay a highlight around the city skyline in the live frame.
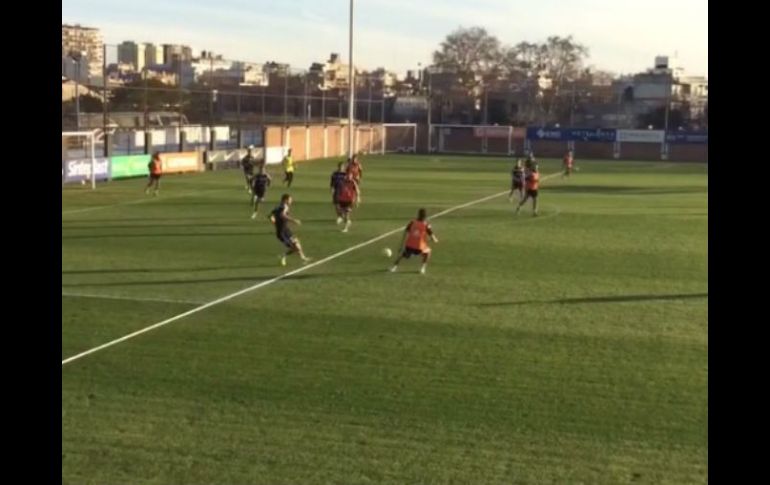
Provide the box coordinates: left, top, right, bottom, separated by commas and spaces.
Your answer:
63, 0, 707, 77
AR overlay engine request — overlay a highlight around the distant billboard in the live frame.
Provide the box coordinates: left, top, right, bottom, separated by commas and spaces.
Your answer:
617, 130, 665, 143
527, 127, 617, 142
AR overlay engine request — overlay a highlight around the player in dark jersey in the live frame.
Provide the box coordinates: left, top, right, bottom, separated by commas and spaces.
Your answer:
336, 173, 360, 233
330, 162, 347, 224
269, 194, 310, 266
250, 166, 272, 219
525, 150, 535, 164
508, 159, 525, 202
241, 146, 257, 193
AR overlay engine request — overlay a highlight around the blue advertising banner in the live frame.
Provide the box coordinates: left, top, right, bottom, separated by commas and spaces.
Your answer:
665, 132, 708, 144
527, 127, 617, 142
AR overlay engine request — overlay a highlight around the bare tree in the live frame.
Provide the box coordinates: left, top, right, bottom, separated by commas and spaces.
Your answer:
432, 26, 503, 98
540, 36, 589, 118
502, 42, 547, 123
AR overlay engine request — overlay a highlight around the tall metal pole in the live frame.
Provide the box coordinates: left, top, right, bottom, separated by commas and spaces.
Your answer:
347, 0, 355, 159
209, 56, 214, 128
367, 78, 372, 123
304, 74, 309, 124
426, 67, 432, 152
261, 85, 266, 124
283, 73, 288, 127
483, 85, 488, 124
178, 59, 183, 126
74, 59, 81, 130
143, 67, 149, 131
236, 64, 242, 144
321, 87, 326, 124
102, 44, 108, 151
663, 74, 672, 130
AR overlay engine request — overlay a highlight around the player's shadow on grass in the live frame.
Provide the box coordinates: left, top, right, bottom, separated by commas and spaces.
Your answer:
300, 217, 412, 224
284, 269, 413, 281
477, 292, 708, 307
63, 222, 251, 230
62, 265, 279, 275
62, 232, 274, 240
62, 216, 239, 223
546, 185, 706, 196
62, 275, 274, 287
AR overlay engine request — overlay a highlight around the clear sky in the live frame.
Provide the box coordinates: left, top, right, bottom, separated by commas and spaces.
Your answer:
63, 0, 708, 77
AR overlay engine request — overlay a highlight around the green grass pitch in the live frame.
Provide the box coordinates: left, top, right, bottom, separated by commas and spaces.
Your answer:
62, 154, 708, 484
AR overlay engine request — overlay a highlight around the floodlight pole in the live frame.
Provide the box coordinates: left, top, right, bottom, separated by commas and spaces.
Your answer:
347, 0, 355, 159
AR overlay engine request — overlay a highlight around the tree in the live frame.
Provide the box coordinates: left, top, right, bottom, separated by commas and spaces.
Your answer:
539, 36, 589, 119
110, 79, 179, 112
500, 42, 547, 123
498, 37, 589, 124
430, 28, 591, 125
62, 94, 103, 113
432, 26, 502, 97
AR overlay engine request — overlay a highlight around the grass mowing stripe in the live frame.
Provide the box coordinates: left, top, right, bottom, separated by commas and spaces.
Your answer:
61, 172, 561, 367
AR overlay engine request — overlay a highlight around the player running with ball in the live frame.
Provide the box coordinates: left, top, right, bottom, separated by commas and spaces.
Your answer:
269, 194, 311, 266
389, 208, 439, 275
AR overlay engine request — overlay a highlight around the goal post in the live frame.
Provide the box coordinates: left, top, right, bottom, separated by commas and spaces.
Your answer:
62, 130, 103, 190
382, 123, 417, 154
430, 124, 515, 156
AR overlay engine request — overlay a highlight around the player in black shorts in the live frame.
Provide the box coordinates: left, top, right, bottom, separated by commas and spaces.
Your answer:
241, 145, 257, 194
250, 166, 272, 219
329, 162, 347, 224
516, 163, 541, 216
269, 194, 310, 266
508, 159, 524, 202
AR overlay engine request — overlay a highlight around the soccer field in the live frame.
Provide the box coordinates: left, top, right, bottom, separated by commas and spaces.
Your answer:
62, 154, 708, 484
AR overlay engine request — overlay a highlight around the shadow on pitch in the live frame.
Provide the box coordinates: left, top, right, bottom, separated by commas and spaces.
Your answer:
545, 185, 707, 196
62, 215, 239, 224
477, 292, 708, 307
62, 267, 410, 287
283, 268, 415, 281
62, 275, 274, 288
62, 264, 279, 275
62, 231, 273, 240
63, 222, 254, 230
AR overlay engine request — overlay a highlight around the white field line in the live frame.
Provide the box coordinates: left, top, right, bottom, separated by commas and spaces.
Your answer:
62, 172, 562, 366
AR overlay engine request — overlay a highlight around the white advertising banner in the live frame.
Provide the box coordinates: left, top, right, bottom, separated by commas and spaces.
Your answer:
617, 129, 665, 143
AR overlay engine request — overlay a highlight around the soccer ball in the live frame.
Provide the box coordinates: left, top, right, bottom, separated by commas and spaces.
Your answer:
382, 248, 393, 258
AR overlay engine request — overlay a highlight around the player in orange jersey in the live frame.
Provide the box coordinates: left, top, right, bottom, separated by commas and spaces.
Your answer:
563, 149, 574, 178
515, 162, 540, 216
389, 208, 439, 274
346, 153, 363, 205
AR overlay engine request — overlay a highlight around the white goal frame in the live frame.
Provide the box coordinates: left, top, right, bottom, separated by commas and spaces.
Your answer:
382, 123, 418, 154
429, 123, 515, 155
62, 130, 101, 190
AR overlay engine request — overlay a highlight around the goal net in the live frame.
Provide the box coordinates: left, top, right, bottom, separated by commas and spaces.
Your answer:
353, 124, 385, 155
429, 124, 514, 155
62, 130, 107, 189
382, 123, 417, 153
